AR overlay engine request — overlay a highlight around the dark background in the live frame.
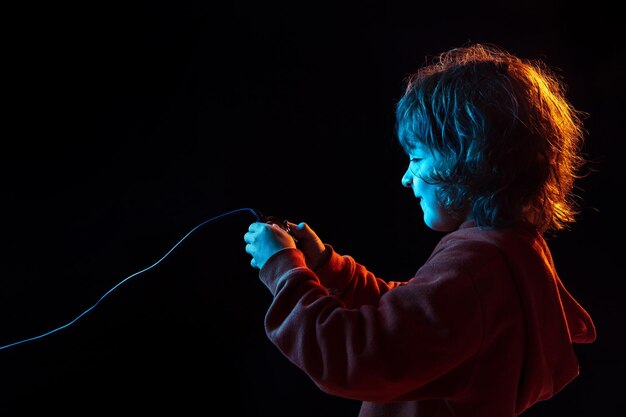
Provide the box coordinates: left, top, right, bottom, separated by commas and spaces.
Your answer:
2, 1, 623, 415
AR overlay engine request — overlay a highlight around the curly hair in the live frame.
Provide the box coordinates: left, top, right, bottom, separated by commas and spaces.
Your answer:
395, 43, 587, 233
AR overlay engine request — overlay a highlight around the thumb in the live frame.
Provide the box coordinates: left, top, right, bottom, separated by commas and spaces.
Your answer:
290, 222, 313, 239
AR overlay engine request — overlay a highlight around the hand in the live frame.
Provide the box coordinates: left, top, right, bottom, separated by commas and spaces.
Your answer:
287, 222, 328, 270
244, 222, 297, 269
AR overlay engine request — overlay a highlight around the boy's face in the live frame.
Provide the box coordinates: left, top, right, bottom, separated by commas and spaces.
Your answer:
401, 143, 468, 232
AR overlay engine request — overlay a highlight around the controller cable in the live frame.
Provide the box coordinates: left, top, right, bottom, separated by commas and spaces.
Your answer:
0, 207, 268, 351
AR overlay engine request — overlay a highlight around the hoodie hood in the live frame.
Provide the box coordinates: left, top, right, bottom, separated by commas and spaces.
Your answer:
463, 221, 596, 413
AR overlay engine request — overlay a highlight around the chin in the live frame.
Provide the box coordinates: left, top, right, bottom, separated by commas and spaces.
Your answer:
428, 224, 453, 232
424, 216, 462, 233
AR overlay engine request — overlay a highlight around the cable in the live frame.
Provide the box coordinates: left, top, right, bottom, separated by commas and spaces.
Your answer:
0, 207, 264, 351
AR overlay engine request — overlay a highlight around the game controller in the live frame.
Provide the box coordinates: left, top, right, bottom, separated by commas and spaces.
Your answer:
263, 215, 292, 233
252, 210, 297, 242
251, 209, 289, 231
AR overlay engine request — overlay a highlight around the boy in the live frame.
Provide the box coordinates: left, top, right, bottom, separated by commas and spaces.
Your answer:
244, 43, 596, 416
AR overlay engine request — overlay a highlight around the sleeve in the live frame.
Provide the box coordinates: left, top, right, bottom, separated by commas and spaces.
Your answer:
257, 247, 484, 403
308, 244, 402, 308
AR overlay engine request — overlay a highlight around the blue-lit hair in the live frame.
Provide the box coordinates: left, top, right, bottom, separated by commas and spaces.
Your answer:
395, 43, 587, 233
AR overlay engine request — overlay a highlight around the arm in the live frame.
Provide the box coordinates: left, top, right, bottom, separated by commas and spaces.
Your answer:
289, 222, 402, 307
258, 248, 484, 403
310, 244, 403, 308
246, 221, 400, 308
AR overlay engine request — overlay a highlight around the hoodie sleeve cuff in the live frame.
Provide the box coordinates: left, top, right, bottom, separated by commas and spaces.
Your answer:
312, 244, 354, 291
259, 248, 308, 294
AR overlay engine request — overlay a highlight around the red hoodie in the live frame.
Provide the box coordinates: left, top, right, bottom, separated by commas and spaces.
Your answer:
258, 221, 596, 416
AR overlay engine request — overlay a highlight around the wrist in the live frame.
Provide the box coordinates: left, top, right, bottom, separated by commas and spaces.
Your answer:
310, 246, 331, 270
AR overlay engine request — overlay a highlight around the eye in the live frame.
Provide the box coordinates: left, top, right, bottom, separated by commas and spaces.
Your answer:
407, 158, 423, 175
408, 158, 423, 167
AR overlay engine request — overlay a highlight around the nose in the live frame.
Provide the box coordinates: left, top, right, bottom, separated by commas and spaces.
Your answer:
401, 167, 413, 188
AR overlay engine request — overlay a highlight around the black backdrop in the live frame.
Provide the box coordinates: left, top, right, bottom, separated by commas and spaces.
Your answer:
2, 1, 623, 415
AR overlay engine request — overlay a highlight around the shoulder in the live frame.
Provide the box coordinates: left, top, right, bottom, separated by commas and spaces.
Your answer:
429, 221, 540, 267
412, 223, 539, 294
404, 227, 527, 323
427, 229, 508, 273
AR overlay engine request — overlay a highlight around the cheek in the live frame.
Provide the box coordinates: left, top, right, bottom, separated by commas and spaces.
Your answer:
416, 179, 440, 201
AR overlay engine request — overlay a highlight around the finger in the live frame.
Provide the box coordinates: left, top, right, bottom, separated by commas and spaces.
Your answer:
243, 232, 255, 244
290, 222, 310, 238
268, 223, 291, 237
248, 222, 263, 232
